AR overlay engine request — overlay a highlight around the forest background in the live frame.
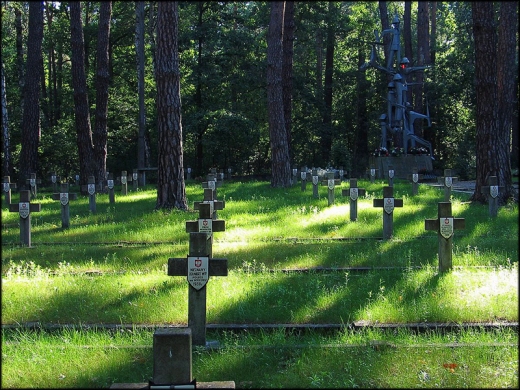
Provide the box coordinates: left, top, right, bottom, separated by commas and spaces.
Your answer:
1, 1, 518, 207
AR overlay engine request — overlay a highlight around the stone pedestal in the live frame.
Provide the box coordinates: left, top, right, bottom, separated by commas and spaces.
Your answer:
370, 155, 433, 179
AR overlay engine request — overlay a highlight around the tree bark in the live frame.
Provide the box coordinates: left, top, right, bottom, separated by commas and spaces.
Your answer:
1, 62, 11, 176
495, 2, 517, 203
470, 2, 502, 204
155, 1, 187, 210
19, 1, 43, 188
267, 1, 291, 187
94, 1, 112, 184
70, 1, 95, 186
282, 1, 295, 160
136, 1, 147, 170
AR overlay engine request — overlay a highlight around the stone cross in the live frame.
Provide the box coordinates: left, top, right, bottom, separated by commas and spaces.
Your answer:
338, 166, 345, 182
321, 171, 341, 206
341, 178, 366, 221
81, 176, 98, 213
120, 170, 132, 195
387, 165, 395, 187
8, 190, 42, 247
3, 176, 17, 208
132, 169, 139, 191
425, 202, 465, 273
226, 167, 232, 180
202, 172, 221, 199
481, 176, 504, 218
368, 166, 378, 183
106, 173, 115, 204
168, 202, 227, 347
300, 167, 310, 191
26, 173, 41, 198
311, 168, 319, 198
186, 167, 192, 180
194, 188, 225, 220
373, 186, 404, 239
218, 169, 225, 181
52, 183, 77, 228
437, 168, 458, 202
292, 166, 298, 186
50, 172, 60, 192
74, 174, 80, 187
407, 167, 424, 196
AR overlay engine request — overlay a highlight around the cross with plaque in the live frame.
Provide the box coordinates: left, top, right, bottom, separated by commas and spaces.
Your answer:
168, 202, 227, 347
425, 202, 465, 272
300, 167, 310, 191
373, 186, 404, 239
202, 172, 221, 198
120, 170, 132, 195
292, 166, 298, 186
481, 176, 504, 218
311, 168, 319, 198
407, 167, 424, 196
26, 173, 41, 199
81, 176, 98, 213
387, 165, 395, 187
321, 171, 341, 206
368, 166, 378, 183
106, 173, 115, 204
8, 190, 42, 247
341, 178, 366, 221
437, 169, 458, 202
50, 172, 60, 192
3, 176, 17, 208
52, 183, 77, 228
132, 169, 139, 191
194, 188, 225, 220
338, 166, 345, 182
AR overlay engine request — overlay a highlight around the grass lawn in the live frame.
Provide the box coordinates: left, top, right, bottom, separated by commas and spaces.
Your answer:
1, 178, 518, 388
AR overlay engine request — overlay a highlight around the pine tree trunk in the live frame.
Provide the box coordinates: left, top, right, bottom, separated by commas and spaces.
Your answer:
70, 1, 95, 187
155, 1, 187, 210
19, 1, 43, 188
94, 1, 112, 184
267, 1, 291, 187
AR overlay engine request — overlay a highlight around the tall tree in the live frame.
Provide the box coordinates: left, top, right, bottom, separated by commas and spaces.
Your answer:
1, 62, 11, 176
267, 1, 291, 187
155, 1, 187, 210
136, 1, 149, 172
282, 1, 295, 160
470, 2, 516, 204
19, 1, 43, 188
93, 1, 112, 184
70, 1, 95, 186
414, 1, 429, 137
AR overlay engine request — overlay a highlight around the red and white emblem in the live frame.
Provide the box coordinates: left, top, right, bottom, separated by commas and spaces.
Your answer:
384, 197, 394, 214
440, 217, 454, 239
19, 202, 30, 219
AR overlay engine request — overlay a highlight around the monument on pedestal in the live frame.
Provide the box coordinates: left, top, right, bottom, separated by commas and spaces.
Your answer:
360, 13, 434, 179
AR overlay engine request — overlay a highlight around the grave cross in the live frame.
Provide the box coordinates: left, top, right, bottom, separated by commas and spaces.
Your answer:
168, 204, 228, 346
481, 176, 504, 218
3, 176, 17, 208
202, 172, 221, 197
81, 176, 99, 213
300, 167, 310, 191
373, 186, 404, 239
387, 165, 395, 187
120, 170, 132, 195
338, 166, 345, 182
52, 183, 77, 228
50, 172, 60, 192
321, 171, 341, 206
106, 173, 116, 204
186, 167, 192, 180
425, 202, 465, 273
194, 188, 225, 220
407, 167, 424, 196
292, 166, 298, 186
132, 169, 139, 191
367, 165, 378, 183
437, 169, 458, 202
8, 190, 42, 247
26, 173, 41, 198
341, 178, 366, 221
311, 168, 319, 198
